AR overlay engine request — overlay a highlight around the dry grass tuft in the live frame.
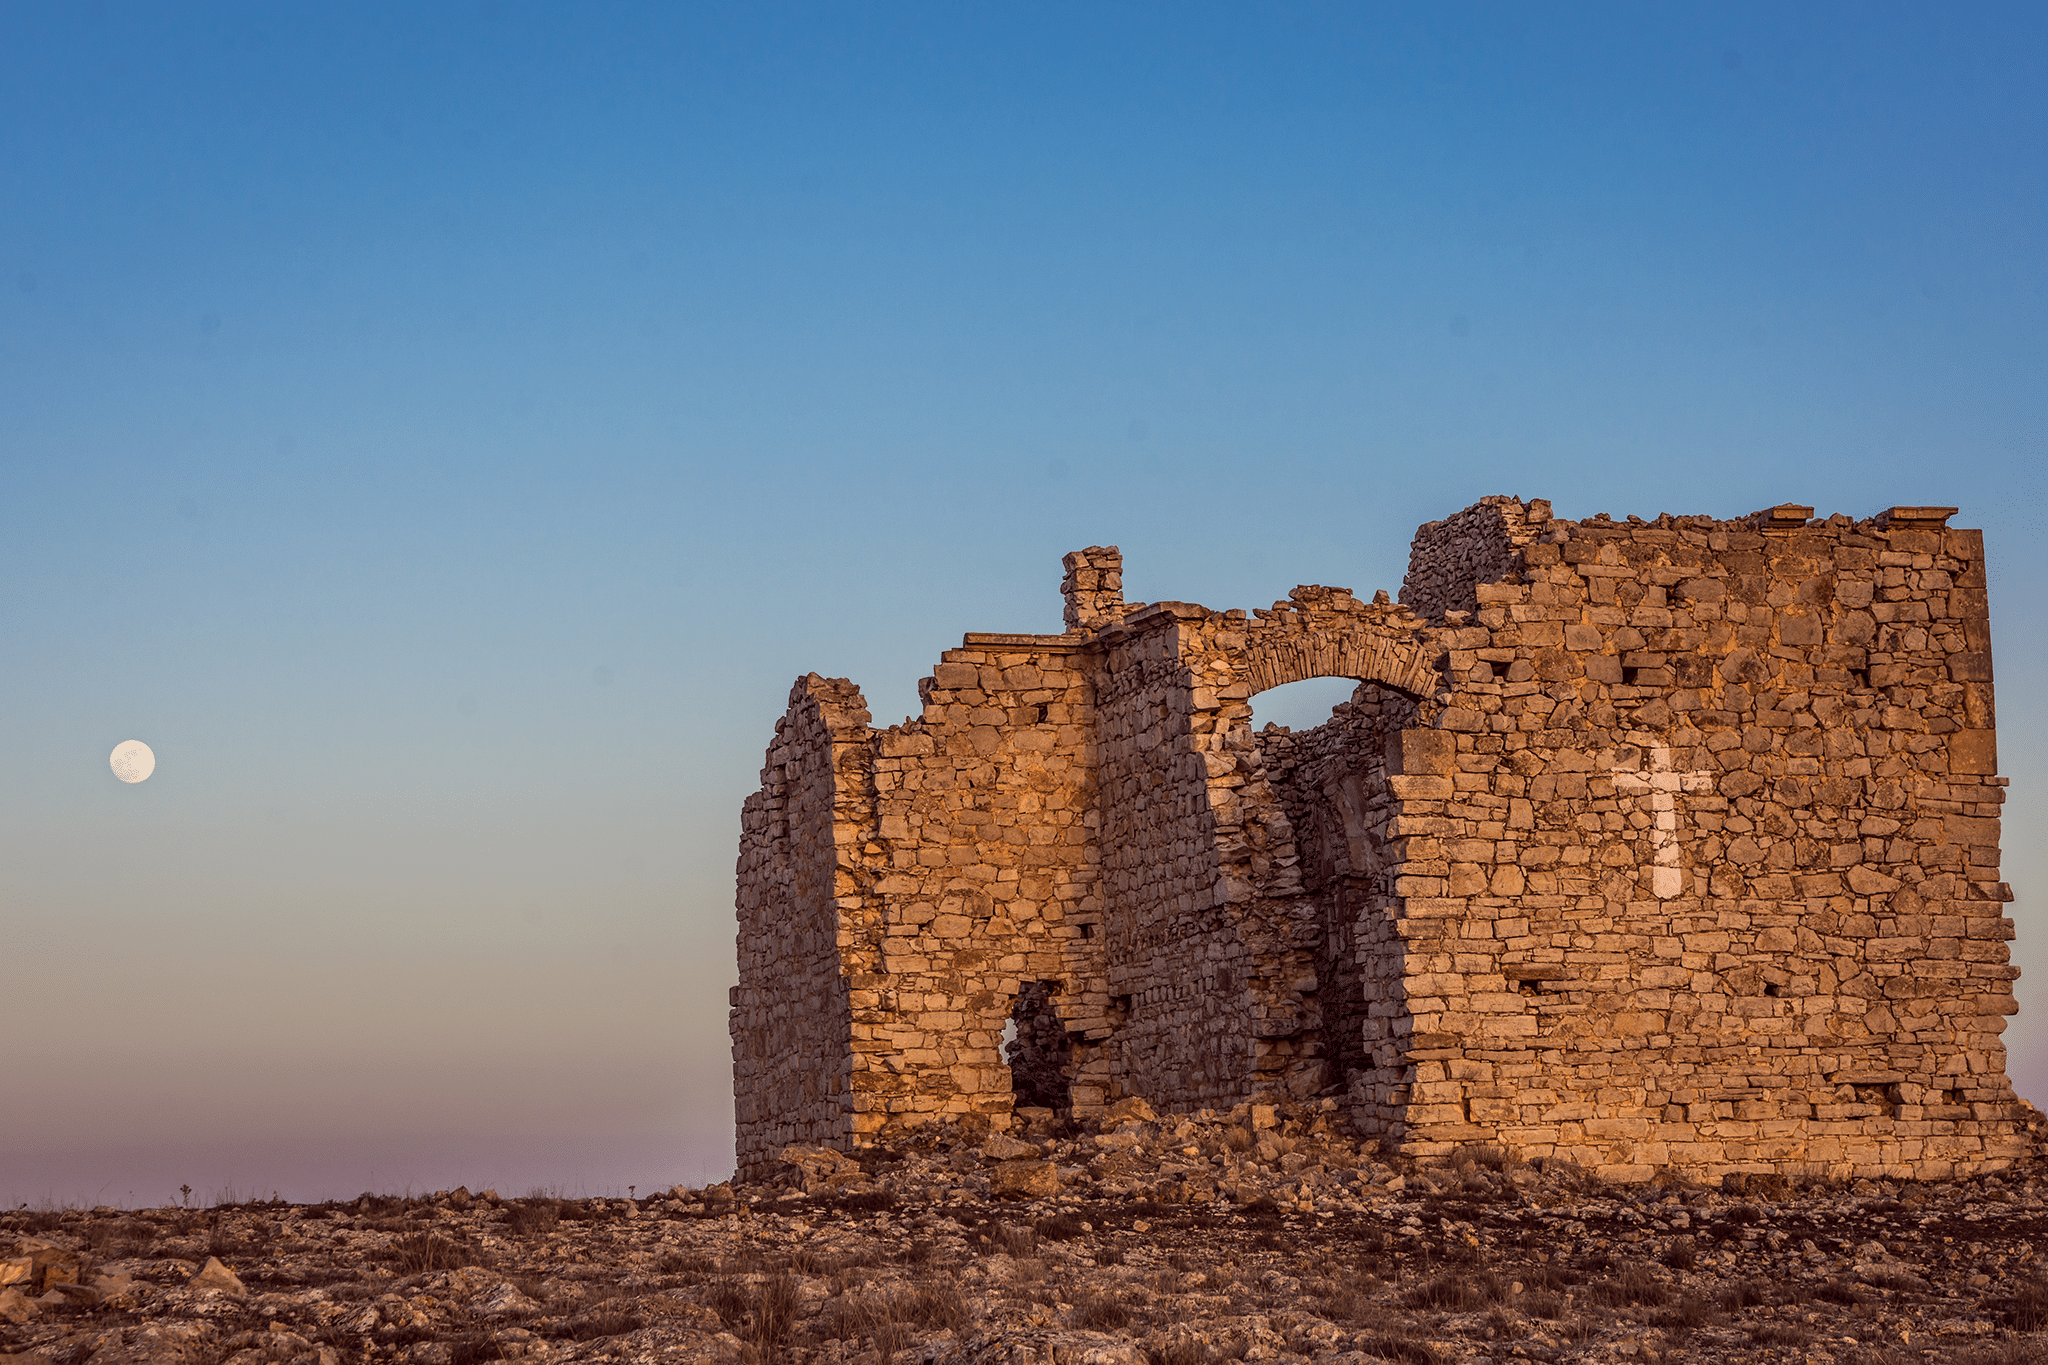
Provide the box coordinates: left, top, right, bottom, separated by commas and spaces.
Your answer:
1071, 1291, 1132, 1330
1585, 1264, 1668, 1308
1357, 1331, 1442, 1365
504, 1200, 560, 1237
387, 1232, 483, 1274
1401, 1271, 1505, 1312
2002, 1278, 2048, 1332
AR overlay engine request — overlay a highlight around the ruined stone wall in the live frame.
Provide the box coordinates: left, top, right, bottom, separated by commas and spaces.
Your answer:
1401, 494, 1547, 622
1095, 591, 1443, 1111
1095, 613, 1256, 1109
729, 675, 870, 1175
855, 637, 1107, 1139
733, 497, 2020, 1184
1378, 503, 2018, 1180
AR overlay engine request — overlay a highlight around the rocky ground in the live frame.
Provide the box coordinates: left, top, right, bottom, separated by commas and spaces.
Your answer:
6, 1100, 2048, 1365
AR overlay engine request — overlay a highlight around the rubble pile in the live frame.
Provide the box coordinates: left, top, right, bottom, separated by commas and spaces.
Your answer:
6, 1102, 2048, 1365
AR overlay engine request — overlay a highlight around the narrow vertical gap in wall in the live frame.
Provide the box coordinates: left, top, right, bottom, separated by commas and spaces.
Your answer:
1006, 980, 1072, 1114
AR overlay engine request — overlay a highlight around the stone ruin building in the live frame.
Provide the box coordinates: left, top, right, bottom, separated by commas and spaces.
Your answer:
731, 496, 2021, 1183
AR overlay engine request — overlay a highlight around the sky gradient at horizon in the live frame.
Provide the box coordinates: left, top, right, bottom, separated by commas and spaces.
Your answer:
2, 2, 2043, 1206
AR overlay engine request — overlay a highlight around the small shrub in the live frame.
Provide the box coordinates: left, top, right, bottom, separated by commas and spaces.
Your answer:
996, 1224, 1036, 1258
747, 1273, 800, 1357
1095, 1244, 1126, 1267
1521, 1291, 1564, 1320
834, 1278, 965, 1358
1659, 1236, 1697, 1270
900, 1279, 967, 1331
1721, 1279, 1770, 1310
1223, 1128, 1254, 1153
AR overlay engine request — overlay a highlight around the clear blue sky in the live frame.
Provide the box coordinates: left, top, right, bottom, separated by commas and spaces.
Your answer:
3, 2, 2042, 1206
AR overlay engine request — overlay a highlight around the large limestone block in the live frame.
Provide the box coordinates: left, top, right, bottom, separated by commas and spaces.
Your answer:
989, 1159, 1060, 1198
185, 1257, 245, 1295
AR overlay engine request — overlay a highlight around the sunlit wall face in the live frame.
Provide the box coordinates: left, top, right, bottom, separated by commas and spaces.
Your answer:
2, 2, 2043, 1207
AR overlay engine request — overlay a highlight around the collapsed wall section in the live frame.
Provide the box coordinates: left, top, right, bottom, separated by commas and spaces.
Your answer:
730, 674, 872, 1177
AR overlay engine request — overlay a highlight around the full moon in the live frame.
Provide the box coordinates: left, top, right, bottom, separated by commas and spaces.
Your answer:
110, 740, 155, 784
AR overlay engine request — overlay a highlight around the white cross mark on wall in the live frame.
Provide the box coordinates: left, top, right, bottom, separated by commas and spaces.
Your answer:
1612, 744, 1718, 899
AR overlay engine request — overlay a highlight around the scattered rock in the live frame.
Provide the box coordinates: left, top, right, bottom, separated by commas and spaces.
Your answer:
987, 1159, 1059, 1199
185, 1257, 245, 1295
474, 1281, 541, 1319
0, 1285, 38, 1323
979, 1134, 1040, 1162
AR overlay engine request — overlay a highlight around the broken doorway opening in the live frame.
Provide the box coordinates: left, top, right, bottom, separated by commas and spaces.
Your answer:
1005, 980, 1072, 1113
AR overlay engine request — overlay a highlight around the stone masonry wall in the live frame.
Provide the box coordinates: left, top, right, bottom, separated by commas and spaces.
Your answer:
854, 636, 1106, 1140
1401, 494, 1547, 622
732, 497, 2022, 1183
1374, 502, 2020, 1180
729, 675, 870, 1175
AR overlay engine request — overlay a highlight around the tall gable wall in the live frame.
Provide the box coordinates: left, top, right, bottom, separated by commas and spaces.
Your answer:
1373, 504, 2019, 1179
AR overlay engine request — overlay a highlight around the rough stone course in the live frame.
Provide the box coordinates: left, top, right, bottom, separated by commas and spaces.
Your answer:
732, 497, 2020, 1186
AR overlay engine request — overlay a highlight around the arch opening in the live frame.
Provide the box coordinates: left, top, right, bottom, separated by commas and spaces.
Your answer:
1247, 675, 1366, 734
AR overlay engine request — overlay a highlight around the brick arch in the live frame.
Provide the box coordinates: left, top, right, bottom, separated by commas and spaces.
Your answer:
1233, 626, 1437, 702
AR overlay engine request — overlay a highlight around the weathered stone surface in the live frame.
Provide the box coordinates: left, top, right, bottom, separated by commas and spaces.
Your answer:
0, 1286, 37, 1323
474, 1281, 541, 1319
778, 1145, 865, 1192
979, 1134, 1040, 1162
986, 1160, 1059, 1199
184, 1258, 243, 1295
732, 499, 2019, 1184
